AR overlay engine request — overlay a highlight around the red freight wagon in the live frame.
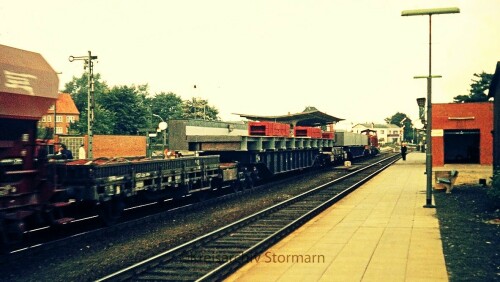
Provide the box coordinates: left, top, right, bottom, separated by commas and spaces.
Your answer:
322, 132, 334, 139
294, 126, 322, 138
248, 121, 290, 137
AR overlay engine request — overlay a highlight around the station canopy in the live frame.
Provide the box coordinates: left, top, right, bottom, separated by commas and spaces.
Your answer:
235, 107, 344, 127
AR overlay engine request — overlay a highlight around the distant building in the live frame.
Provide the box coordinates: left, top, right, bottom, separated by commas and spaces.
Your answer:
352, 123, 403, 145
38, 93, 79, 135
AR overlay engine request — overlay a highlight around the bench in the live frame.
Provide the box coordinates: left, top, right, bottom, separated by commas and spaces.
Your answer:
435, 170, 459, 194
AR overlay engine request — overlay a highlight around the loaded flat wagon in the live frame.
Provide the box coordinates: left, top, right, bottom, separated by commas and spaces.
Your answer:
167, 119, 339, 178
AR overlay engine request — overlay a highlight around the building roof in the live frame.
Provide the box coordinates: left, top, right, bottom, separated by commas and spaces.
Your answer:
47, 93, 80, 115
234, 107, 344, 127
354, 123, 400, 129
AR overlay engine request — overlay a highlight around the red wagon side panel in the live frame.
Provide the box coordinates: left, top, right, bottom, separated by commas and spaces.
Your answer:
0, 44, 59, 120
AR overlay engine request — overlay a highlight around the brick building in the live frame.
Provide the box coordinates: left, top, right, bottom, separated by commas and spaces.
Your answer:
432, 102, 493, 166
38, 93, 79, 135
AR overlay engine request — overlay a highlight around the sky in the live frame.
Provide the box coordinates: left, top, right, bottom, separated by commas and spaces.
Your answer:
1, 0, 498, 129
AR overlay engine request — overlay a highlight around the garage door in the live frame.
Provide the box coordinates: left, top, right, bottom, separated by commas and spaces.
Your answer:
443, 129, 480, 164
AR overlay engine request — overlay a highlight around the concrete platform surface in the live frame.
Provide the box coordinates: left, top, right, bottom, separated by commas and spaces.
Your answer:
226, 153, 448, 282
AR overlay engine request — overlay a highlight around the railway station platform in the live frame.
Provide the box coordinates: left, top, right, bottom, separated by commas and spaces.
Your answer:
226, 152, 449, 282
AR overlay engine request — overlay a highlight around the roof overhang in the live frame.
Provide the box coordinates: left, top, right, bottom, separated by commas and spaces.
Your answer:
0, 44, 59, 120
234, 110, 344, 127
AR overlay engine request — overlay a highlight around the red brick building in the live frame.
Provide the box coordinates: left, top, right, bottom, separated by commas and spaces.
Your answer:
38, 93, 79, 135
432, 102, 493, 166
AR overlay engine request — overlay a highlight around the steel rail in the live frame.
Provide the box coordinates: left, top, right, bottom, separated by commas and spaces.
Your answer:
4, 153, 369, 259
97, 154, 400, 281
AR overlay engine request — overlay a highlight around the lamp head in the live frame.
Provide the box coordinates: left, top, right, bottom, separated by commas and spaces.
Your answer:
158, 122, 168, 131
402, 7, 460, 16
416, 97, 426, 107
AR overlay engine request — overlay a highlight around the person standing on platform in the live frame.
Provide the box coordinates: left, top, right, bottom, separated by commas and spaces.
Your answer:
79, 144, 86, 159
401, 143, 408, 161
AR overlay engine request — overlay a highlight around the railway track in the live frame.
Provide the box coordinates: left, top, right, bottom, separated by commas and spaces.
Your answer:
4, 154, 369, 259
97, 154, 400, 281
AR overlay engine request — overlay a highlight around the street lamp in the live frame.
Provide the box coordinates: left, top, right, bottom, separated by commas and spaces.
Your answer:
402, 7, 460, 208
416, 97, 426, 123
152, 114, 168, 154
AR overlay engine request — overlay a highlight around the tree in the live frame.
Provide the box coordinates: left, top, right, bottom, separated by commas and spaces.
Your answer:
147, 92, 184, 122
385, 112, 414, 142
99, 85, 150, 135
68, 104, 116, 135
63, 73, 115, 134
453, 72, 493, 103
182, 97, 220, 120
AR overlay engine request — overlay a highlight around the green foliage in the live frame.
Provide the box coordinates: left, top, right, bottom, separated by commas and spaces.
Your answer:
37, 126, 53, 140
63, 73, 109, 112
385, 112, 415, 142
100, 85, 150, 135
182, 97, 219, 121
147, 92, 184, 122
487, 167, 500, 208
453, 72, 493, 103
62, 72, 221, 135
63, 73, 114, 135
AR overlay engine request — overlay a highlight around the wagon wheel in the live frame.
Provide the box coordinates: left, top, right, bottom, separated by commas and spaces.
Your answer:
0, 217, 25, 254
44, 203, 67, 227
196, 190, 211, 202
231, 180, 243, 193
98, 198, 125, 226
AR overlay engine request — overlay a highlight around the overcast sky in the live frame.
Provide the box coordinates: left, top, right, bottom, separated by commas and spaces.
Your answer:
1, 0, 498, 128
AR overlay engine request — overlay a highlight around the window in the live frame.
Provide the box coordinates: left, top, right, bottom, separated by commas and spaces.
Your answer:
56, 116, 63, 122
55, 127, 63, 134
393, 130, 398, 134
67, 116, 75, 123
41, 116, 46, 122
46, 115, 51, 122
380, 130, 384, 134
49, 105, 55, 110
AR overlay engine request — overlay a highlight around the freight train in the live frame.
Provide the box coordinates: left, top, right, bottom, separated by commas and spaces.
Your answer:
0, 45, 378, 251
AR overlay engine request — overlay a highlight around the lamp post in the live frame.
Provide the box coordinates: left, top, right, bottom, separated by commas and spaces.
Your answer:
152, 114, 167, 154
402, 7, 459, 208
69, 51, 98, 159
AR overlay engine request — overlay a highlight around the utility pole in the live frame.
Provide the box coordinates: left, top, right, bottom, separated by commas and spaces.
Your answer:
69, 51, 98, 159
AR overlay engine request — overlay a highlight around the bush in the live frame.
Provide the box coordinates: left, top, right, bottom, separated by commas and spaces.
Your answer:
487, 167, 500, 208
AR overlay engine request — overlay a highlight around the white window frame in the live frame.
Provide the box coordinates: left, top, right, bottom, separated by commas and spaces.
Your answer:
56, 116, 63, 122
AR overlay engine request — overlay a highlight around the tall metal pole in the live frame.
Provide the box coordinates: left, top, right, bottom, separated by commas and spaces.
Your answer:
53, 100, 57, 138
402, 7, 459, 208
424, 15, 434, 207
87, 51, 95, 159
69, 52, 98, 159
